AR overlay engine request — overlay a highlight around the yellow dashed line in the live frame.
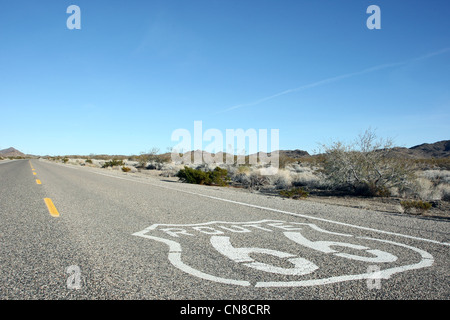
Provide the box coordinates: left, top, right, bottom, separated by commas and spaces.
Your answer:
44, 198, 60, 217
33, 172, 37, 175
36, 179, 41, 185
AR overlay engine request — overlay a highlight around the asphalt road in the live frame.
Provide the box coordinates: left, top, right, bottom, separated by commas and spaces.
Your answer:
0, 159, 449, 301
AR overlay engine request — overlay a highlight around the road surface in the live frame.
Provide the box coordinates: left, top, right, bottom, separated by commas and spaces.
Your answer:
0, 159, 449, 301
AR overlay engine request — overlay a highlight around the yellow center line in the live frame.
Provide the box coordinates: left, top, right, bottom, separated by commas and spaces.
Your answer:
44, 198, 60, 217
36, 179, 41, 185
33, 172, 37, 175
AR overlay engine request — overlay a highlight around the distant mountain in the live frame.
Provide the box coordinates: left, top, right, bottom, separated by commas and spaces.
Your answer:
279, 149, 310, 158
174, 149, 310, 163
176, 142, 450, 162
3, 140, 447, 161
389, 140, 450, 159
0, 147, 26, 157
410, 140, 450, 158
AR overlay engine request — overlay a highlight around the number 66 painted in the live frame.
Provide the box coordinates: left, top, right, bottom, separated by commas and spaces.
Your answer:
210, 230, 397, 276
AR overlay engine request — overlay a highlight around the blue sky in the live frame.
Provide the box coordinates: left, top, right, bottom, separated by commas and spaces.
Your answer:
0, 0, 449, 156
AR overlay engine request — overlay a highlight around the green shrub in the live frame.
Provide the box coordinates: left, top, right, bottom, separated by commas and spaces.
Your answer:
85, 159, 93, 164
176, 166, 230, 186
62, 157, 69, 163
102, 159, 124, 168
210, 167, 230, 186
279, 187, 309, 199
400, 200, 432, 211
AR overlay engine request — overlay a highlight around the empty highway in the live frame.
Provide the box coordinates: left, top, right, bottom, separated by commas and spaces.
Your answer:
0, 159, 449, 301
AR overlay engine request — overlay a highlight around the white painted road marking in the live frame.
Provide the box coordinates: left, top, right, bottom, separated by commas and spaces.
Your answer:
133, 220, 435, 288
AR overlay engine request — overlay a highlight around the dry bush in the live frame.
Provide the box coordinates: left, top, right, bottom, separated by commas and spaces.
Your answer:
138, 147, 170, 168
287, 164, 326, 189
267, 170, 293, 190
436, 184, 450, 201
414, 170, 450, 201
421, 170, 450, 184
318, 129, 416, 196
279, 187, 309, 199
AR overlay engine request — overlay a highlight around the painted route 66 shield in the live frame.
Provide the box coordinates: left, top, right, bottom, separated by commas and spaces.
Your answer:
132, 219, 433, 288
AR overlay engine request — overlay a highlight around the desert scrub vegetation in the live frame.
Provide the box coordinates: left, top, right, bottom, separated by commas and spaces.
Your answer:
400, 200, 432, 212
412, 170, 450, 201
176, 166, 230, 186
413, 158, 450, 170
102, 159, 124, 168
318, 129, 416, 197
138, 147, 170, 169
121, 166, 131, 172
279, 187, 309, 199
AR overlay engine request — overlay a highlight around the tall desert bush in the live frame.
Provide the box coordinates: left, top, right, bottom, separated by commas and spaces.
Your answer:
319, 129, 416, 196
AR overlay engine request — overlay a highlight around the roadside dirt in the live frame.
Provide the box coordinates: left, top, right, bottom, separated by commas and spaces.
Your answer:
304, 194, 450, 219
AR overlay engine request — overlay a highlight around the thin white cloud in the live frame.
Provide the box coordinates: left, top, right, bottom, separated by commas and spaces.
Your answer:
220, 48, 450, 113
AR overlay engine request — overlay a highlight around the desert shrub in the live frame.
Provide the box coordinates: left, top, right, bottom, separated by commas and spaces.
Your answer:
413, 177, 442, 200
85, 159, 93, 164
413, 158, 450, 170
177, 166, 209, 184
232, 172, 251, 185
102, 159, 124, 168
278, 154, 296, 169
400, 200, 432, 211
421, 170, 450, 184
160, 168, 181, 177
437, 184, 450, 201
237, 165, 251, 174
319, 129, 416, 197
210, 167, 230, 186
62, 157, 69, 163
267, 170, 292, 190
411, 171, 450, 201
279, 187, 309, 199
121, 166, 131, 172
225, 165, 250, 185
176, 166, 230, 186
138, 147, 170, 168
244, 171, 271, 190
290, 167, 325, 189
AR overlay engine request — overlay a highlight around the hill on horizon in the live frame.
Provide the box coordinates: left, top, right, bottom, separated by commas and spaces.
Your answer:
0, 147, 26, 158
2, 140, 449, 160
389, 140, 450, 159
